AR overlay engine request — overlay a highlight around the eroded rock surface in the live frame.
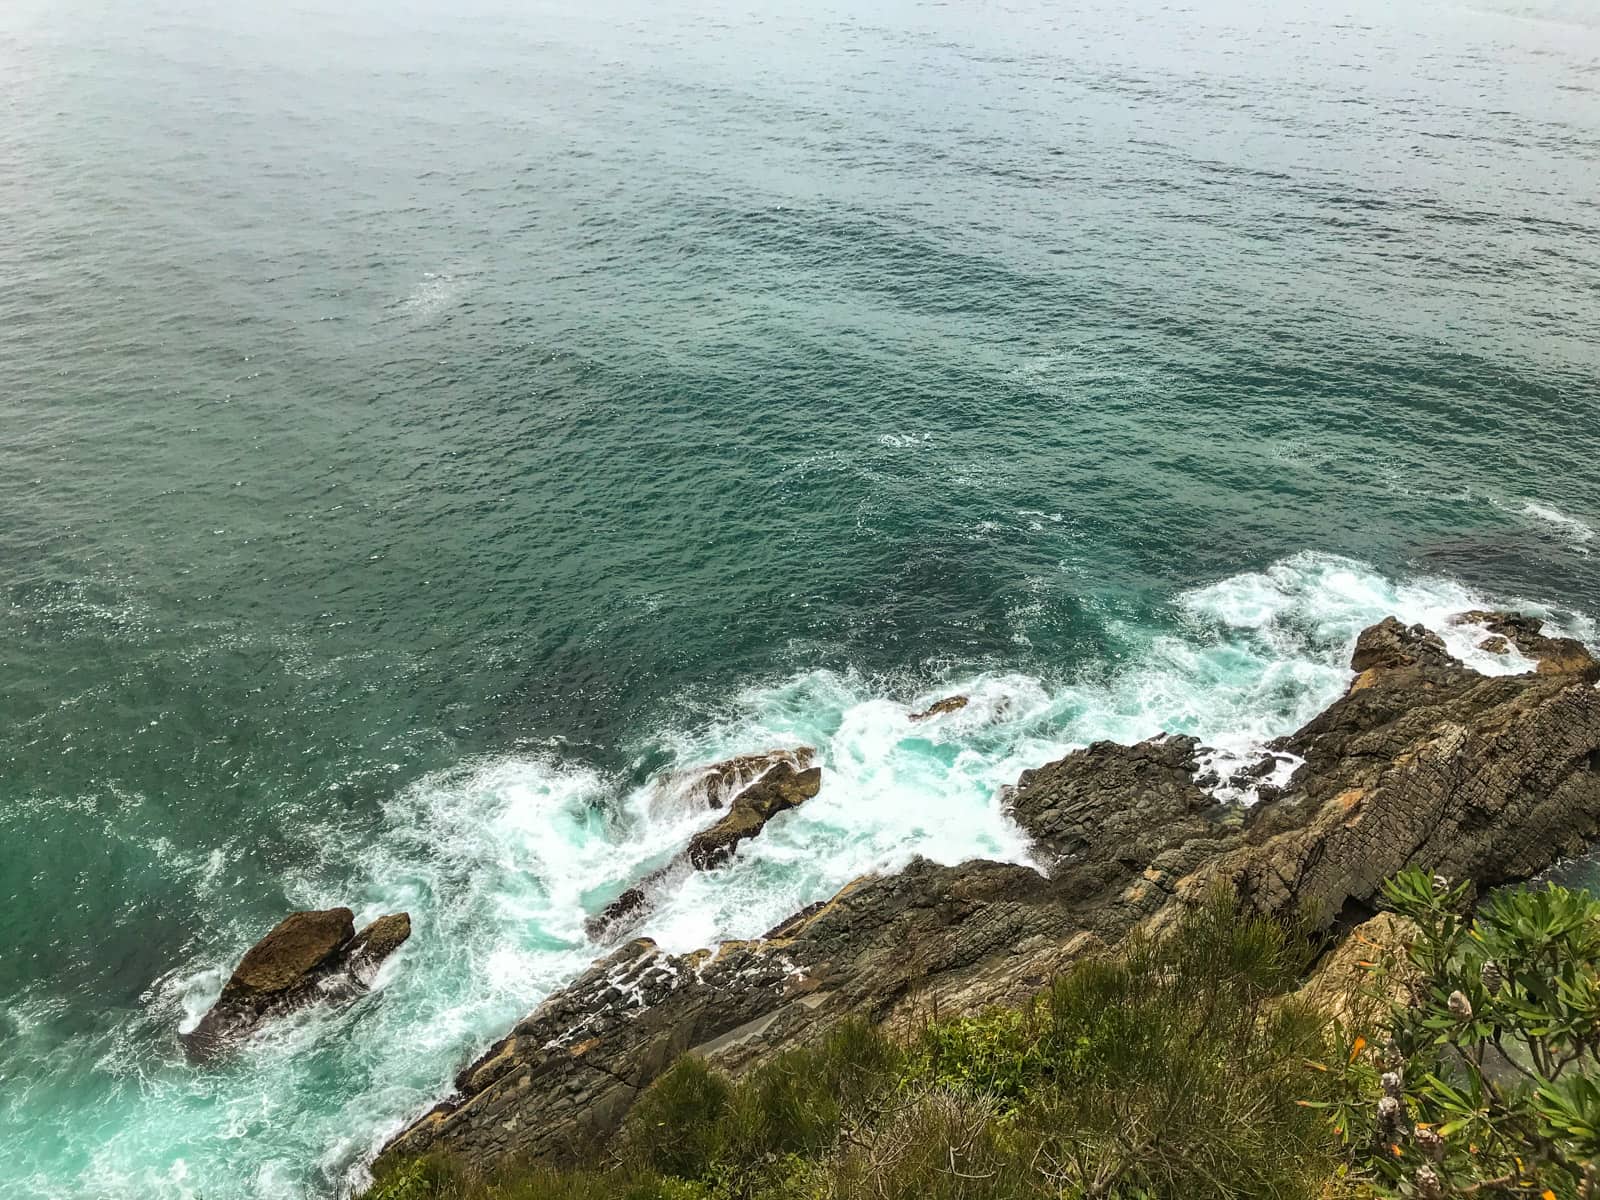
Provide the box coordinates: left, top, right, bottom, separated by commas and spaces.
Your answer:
377, 612, 1600, 1176
1453, 610, 1600, 681
686, 762, 822, 869
688, 747, 815, 810
184, 908, 410, 1061
585, 757, 824, 942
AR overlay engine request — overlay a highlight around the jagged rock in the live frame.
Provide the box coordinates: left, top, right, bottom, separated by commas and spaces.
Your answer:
183, 908, 410, 1061
686, 762, 822, 869
1242, 755, 1278, 779
1350, 617, 1453, 675
1479, 635, 1512, 655
346, 913, 412, 969
585, 864, 679, 943
910, 695, 969, 721
376, 612, 1600, 1178
1189, 622, 1600, 923
1453, 610, 1600, 680
688, 748, 815, 810
585, 761, 826, 942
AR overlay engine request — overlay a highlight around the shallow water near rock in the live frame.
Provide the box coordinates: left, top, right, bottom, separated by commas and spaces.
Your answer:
2, 0, 1599, 1195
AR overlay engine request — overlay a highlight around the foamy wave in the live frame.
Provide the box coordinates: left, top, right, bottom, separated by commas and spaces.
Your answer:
1523, 500, 1595, 552
11, 551, 1594, 1200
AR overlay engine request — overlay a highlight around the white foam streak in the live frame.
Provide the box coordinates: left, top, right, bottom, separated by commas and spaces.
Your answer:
1522, 500, 1595, 553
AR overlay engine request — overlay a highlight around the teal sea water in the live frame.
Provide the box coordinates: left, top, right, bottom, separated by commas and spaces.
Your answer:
3, 0, 1600, 1194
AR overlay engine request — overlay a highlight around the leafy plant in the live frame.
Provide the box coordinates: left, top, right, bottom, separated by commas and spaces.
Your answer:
1324, 868, 1600, 1198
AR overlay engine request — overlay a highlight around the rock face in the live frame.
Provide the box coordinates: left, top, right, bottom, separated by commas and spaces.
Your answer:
184, 908, 410, 1061
1350, 616, 1453, 674
585, 757, 824, 942
376, 611, 1600, 1176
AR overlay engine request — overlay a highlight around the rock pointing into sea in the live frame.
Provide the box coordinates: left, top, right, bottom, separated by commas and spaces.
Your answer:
584, 755, 825, 943
376, 610, 1600, 1177
909, 694, 969, 721
183, 907, 410, 1062
686, 760, 822, 868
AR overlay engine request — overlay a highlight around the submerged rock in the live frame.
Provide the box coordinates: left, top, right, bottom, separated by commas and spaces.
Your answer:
183, 908, 410, 1061
377, 610, 1600, 1178
909, 694, 969, 721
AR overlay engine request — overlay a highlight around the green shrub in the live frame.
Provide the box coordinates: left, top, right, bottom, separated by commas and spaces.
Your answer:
1322, 868, 1600, 1198
366, 892, 1354, 1200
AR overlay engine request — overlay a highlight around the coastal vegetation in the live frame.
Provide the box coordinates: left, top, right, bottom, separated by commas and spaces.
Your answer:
363, 872, 1600, 1200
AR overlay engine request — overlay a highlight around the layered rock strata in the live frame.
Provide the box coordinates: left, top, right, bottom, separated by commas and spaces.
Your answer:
378, 614, 1600, 1175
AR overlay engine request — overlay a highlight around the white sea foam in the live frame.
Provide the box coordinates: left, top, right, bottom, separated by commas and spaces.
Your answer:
11, 551, 1596, 1200
1523, 500, 1595, 552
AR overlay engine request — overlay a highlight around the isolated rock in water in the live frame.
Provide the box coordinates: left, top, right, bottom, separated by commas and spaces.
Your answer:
1479, 635, 1512, 655
691, 747, 815, 810
377, 611, 1600, 1178
183, 907, 410, 1061
222, 907, 355, 1002
686, 762, 823, 869
1453, 610, 1600, 680
1350, 617, 1454, 674
586, 760, 827, 941
909, 694, 969, 721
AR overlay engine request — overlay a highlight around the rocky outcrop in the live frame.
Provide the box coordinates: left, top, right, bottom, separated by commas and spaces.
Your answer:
910, 695, 969, 721
1181, 617, 1600, 924
585, 758, 824, 942
1453, 610, 1600, 681
685, 748, 815, 810
1350, 617, 1453, 674
184, 908, 410, 1061
376, 611, 1600, 1177
686, 762, 822, 868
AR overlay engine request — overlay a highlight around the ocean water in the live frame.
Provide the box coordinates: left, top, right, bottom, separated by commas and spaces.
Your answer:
3, 0, 1600, 1195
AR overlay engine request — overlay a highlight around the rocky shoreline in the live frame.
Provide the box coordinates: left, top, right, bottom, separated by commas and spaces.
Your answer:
368, 610, 1600, 1179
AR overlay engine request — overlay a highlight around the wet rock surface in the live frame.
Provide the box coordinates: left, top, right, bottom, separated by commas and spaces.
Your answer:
685, 761, 822, 869
377, 611, 1600, 1176
585, 757, 825, 942
686, 747, 815, 810
1453, 609, 1600, 681
909, 695, 969, 721
184, 909, 410, 1061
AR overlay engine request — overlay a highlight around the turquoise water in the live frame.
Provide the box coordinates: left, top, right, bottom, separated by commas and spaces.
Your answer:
3, 0, 1600, 1194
